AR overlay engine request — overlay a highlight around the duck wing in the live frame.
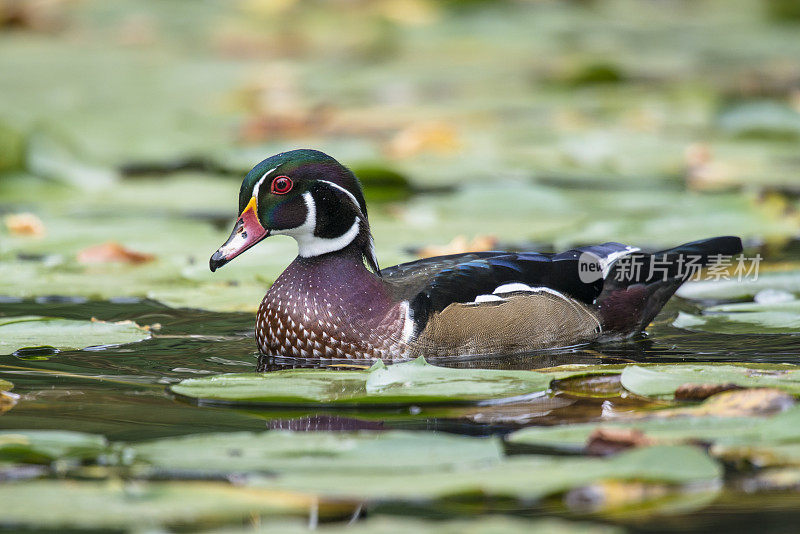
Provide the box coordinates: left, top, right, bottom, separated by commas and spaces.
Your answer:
382, 243, 636, 311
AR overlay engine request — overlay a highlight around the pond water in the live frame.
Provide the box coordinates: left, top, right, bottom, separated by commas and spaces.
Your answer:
3, 0, 800, 530
3, 293, 800, 532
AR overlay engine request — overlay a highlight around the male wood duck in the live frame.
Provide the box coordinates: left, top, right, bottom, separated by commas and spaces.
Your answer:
210, 149, 742, 361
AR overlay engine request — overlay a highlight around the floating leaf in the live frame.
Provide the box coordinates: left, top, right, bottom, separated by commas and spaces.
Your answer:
385, 121, 461, 159
507, 415, 764, 454
0, 389, 18, 415
76, 242, 155, 265
0, 431, 107, 464
717, 101, 800, 140
211, 516, 624, 534
0, 480, 349, 531
131, 430, 502, 476
584, 428, 655, 456
0, 120, 25, 172
259, 445, 721, 501
414, 234, 498, 258
0, 316, 151, 355
171, 357, 552, 406
676, 271, 800, 301
673, 301, 800, 334
620, 364, 800, 399
363, 357, 552, 402
660, 388, 794, 418
3, 213, 45, 238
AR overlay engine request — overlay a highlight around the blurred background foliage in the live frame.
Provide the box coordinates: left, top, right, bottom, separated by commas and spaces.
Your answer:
1, 0, 800, 312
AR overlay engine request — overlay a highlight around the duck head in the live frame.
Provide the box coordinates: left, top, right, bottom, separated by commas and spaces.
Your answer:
210, 149, 379, 272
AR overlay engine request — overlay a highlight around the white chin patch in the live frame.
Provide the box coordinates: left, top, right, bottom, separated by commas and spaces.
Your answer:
276, 192, 361, 258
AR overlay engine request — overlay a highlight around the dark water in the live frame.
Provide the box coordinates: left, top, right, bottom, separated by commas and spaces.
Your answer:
2, 297, 800, 532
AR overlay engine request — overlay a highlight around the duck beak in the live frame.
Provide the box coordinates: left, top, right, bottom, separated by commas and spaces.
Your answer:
209, 197, 270, 272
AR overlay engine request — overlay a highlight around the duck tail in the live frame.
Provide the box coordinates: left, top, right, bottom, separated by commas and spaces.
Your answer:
594, 236, 743, 337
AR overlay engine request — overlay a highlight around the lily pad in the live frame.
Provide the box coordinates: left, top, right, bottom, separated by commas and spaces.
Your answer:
509, 405, 800, 463
673, 301, 800, 334
259, 445, 721, 501
0, 480, 350, 531
0, 379, 12, 391
0, 316, 151, 355
170, 357, 552, 406
507, 411, 784, 454
211, 516, 624, 534
0, 431, 107, 464
676, 271, 800, 301
131, 430, 502, 476
620, 364, 800, 399
717, 101, 800, 140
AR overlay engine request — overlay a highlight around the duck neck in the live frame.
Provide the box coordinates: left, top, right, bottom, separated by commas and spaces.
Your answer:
273, 242, 392, 318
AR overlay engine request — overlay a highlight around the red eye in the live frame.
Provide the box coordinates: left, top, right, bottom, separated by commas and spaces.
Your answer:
270, 176, 293, 195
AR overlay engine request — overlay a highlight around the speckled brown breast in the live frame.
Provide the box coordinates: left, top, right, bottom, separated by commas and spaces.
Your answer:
255, 263, 409, 361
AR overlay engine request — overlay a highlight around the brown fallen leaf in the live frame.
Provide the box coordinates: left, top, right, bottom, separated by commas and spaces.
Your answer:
641, 388, 795, 420
565, 480, 671, 513
0, 0, 68, 33
585, 427, 655, 456
239, 110, 330, 143
89, 318, 158, 335
4, 213, 46, 237
77, 242, 155, 265
695, 388, 795, 417
0, 391, 19, 415
416, 235, 497, 258
674, 382, 743, 401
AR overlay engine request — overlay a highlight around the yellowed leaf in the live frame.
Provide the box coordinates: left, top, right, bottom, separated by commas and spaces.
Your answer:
416, 234, 497, 258
77, 243, 155, 265
0, 391, 19, 415
386, 121, 461, 159
4, 213, 45, 237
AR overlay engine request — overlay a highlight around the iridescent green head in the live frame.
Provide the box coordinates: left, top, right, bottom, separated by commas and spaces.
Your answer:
210, 149, 378, 272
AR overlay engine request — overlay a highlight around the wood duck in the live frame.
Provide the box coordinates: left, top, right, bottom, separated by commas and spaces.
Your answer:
210, 149, 742, 361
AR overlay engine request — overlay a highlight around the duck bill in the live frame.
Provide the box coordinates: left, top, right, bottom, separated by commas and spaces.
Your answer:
209, 197, 270, 272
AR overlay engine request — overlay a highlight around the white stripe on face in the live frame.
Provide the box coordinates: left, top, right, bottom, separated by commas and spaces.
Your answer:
252, 166, 280, 199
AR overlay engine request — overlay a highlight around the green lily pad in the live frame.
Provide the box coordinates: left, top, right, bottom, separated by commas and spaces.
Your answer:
0, 480, 350, 531
508, 406, 800, 470
703, 409, 800, 468
0, 119, 25, 172
0, 379, 12, 391
0, 431, 108, 464
676, 271, 800, 301
211, 516, 624, 534
507, 416, 765, 453
259, 445, 721, 501
0, 316, 151, 355
131, 430, 502, 476
621, 364, 800, 399
717, 101, 800, 140
170, 357, 553, 406
673, 301, 800, 334
539, 364, 628, 380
